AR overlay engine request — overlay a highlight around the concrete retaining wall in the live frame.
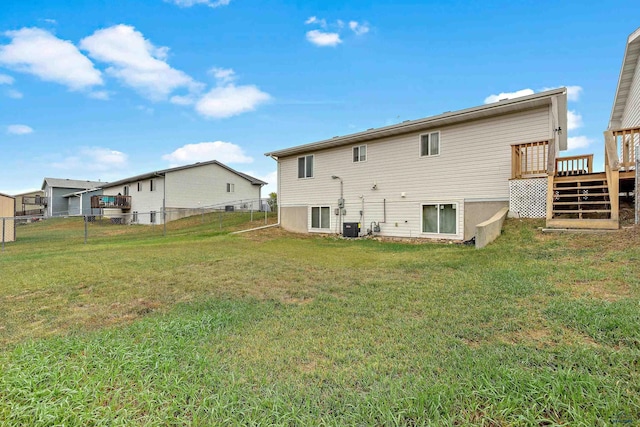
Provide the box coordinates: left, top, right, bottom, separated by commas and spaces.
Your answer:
475, 207, 509, 249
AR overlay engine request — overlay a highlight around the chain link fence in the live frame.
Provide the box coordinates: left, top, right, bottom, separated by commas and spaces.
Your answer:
1, 198, 277, 250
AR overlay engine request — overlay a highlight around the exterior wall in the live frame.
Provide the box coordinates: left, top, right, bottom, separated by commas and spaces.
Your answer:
102, 164, 263, 225
278, 107, 551, 240
68, 197, 81, 216
463, 200, 509, 241
621, 55, 640, 128
166, 163, 261, 209
280, 206, 308, 233
0, 194, 16, 242
103, 178, 164, 225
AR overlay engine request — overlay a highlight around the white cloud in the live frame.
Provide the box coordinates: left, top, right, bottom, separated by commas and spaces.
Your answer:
567, 110, 583, 131
566, 86, 583, 102
88, 90, 110, 100
567, 136, 594, 150
165, 0, 230, 8
252, 170, 277, 196
52, 147, 128, 171
80, 24, 202, 101
43, 19, 57, 25
305, 16, 327, 28
170, 94, 196, 106
7, 124, 33, 135
209, 67, 236, 84
0, 73, 14, 84
306, 30, 342, 47
195, 84, 270, 118
7, 89, 23, 99
0, 27, 103, 90
349, 21, 370, 36
162, 141, 253, 165
484, 89, 534, 104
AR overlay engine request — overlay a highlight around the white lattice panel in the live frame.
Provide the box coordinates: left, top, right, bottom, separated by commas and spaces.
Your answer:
509, 178, 547, 218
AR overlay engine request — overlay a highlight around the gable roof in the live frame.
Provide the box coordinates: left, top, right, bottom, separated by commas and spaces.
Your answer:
101, 160, 267, 189
41, 178, 105, 191
265, 88, 567, 159
0, 192, 15, 199
609, 27, 640, 129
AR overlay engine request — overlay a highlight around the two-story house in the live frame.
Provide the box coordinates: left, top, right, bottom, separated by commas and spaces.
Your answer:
266, 88, 568, 241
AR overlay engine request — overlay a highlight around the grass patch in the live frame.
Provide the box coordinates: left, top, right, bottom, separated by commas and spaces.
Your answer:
1, 218, 639, 424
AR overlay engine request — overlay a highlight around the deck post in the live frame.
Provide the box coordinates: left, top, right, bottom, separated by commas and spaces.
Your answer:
546, 174, 554, 221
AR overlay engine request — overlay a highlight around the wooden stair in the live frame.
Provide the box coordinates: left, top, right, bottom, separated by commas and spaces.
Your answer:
546, 172, 619, 229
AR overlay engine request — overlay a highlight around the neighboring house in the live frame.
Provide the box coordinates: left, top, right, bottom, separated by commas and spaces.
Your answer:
97, 160, 267, 225
13, 190, 46, 216
62, 188, 104, 216
41, 178, 104, 217
0, 193, 16, 243
265, 88, 568, 241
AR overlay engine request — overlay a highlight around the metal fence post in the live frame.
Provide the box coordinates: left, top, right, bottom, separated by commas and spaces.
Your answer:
2, 217, 5, 252
219, 211, 222, 230
163, 200, 166, 237
84, 215, 88, 244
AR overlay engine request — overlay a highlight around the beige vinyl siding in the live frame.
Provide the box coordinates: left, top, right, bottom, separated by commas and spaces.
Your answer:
279, 106, 550, 239
621, 56, 640, 128
165, 163, 260, 208
103, 179, 164, 225
0, 194, 16, 242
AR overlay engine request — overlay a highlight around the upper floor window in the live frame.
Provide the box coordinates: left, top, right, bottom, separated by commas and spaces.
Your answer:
353, 145, 367, 162
137, 182, 141, 192
227, 183, 235, 193
150, 179, 155, 191
298, 155, 314, 179
123, 186, 129, 196
420, 131, 440, 157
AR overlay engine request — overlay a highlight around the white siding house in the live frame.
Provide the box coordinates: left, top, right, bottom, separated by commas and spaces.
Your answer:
609, 27, 640, 130
266, 89, 568, 241
99, 160, 266, 225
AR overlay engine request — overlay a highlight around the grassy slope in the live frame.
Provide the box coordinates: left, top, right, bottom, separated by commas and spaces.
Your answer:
0, 218, 638, 425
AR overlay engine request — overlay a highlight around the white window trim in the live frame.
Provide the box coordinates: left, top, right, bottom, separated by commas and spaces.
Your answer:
353, 144, 367, 163
419, 131, 441, 157
310, 205, 331, 231
420, 202, 459, 236
227, 183, 235, 193
298, 154, 314, 179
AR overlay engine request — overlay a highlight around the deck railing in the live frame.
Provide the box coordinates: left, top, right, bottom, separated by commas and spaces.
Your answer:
90, 195, 132, 209
555, 154, 593, 176
21, 195, 48, 206
511, 140, 549, 178
612, 127, 639, 170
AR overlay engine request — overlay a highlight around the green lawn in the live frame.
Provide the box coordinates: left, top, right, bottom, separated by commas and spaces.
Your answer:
0, 217, 638, 425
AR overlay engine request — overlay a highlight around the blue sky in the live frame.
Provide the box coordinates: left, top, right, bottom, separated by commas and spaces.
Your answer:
0, 0, 638, 195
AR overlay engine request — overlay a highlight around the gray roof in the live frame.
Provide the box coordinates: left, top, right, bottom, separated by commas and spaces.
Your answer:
609, 27, 640, 129
0, 192, 15, 199
265, 88, 568, 158
101, 160, 267, 189
41, 178, 105, 191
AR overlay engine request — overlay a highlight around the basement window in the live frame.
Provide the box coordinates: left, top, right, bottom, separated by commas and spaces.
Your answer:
311, 206, 330, 229
298, 155, 314, 179
420, 131, 440, 157
150, 211, 156, 224
422, 203, 456, 234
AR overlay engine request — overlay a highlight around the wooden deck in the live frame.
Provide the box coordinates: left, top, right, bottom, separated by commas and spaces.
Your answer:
512, 126, 637, 230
